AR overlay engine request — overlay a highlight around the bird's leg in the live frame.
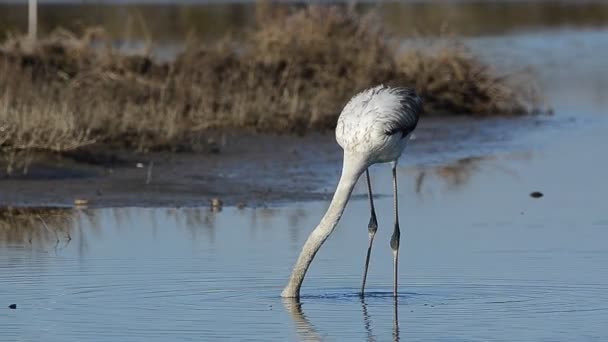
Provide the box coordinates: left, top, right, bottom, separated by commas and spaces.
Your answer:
390, 162, 401, 297
393, 296, 400, 342
360, 168, 378, 297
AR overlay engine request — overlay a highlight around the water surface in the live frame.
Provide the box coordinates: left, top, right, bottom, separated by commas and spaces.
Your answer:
2, 110, 608, 340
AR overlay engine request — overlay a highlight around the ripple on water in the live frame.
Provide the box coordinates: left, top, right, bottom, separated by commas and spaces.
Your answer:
284, 279, 608, 341
3, 233, 608, 341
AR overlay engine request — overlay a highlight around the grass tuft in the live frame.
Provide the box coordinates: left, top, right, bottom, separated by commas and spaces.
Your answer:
0, 4, 543, 171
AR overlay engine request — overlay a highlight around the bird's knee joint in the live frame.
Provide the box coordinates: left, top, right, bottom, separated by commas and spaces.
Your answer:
390, 231, 400, 251
367, 217, 378, 233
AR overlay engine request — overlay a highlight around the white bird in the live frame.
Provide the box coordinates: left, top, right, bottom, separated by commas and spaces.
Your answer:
281, 85, 422, 299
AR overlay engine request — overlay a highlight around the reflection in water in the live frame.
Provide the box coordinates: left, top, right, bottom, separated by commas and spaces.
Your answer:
0, 155, 530, 255
361, 297, 376, 342
287, 208, 309, 245
0, 205, 314, 258
166, 207, 219, 243
0, 207, 73, 252
0, 156, 518, 255
418, 156, 485, 192
412, 156, 487, 196
436, 156, 483, 189
282, 298, 322, 342
412, 153, 532, 195
283, 295, 401, 342
393, 297, 400, 342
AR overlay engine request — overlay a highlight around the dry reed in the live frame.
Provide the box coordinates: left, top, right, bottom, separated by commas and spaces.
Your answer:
0, 4, 543, 169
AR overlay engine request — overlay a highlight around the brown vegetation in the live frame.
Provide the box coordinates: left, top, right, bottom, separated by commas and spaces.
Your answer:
0, 207, 73, 247
0, 4, 542, 171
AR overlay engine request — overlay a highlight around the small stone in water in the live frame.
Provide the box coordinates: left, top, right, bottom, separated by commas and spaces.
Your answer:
74, 198, 89, 206
530, 191, 544, 198
8, 304, 16, 309
211, 198, 223, 208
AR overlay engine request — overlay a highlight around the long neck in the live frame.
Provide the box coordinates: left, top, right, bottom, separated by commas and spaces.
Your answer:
281, 152, 368, 298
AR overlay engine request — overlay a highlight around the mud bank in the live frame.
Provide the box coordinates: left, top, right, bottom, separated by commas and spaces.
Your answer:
0, 116, 548, 208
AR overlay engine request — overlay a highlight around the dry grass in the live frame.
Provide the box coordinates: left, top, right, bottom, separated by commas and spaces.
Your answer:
398, 41, 541, 115
0, 4, 543, 169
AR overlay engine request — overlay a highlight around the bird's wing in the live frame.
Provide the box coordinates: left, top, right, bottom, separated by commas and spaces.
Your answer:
383, 87, 422, 139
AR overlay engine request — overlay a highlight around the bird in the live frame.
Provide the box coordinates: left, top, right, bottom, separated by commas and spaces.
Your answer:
281, 84, 422, 299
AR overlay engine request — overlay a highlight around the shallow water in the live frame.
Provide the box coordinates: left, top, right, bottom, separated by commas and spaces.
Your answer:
2, 111, 608, 340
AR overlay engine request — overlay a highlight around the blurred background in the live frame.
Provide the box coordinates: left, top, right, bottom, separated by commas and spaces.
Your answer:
3, 0, 608, 41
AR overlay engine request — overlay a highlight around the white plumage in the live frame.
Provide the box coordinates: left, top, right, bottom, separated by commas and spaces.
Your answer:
282, 84, 422, 299
336, 84, 421, 162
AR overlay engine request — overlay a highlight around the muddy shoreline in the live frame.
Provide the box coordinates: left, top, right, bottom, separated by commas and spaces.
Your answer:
0, 132, 343, 209
0, 116, 548, 209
